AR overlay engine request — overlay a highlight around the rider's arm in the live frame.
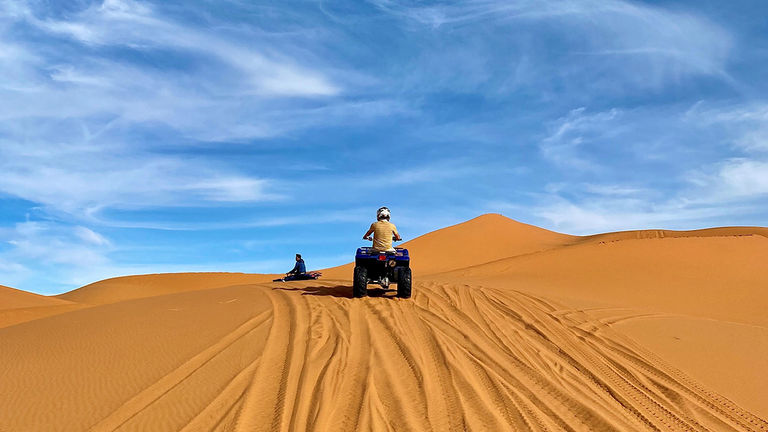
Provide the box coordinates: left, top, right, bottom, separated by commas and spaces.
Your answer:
288, 261, 299, 275
392, 224, 402, 241
363, 224, 374, 239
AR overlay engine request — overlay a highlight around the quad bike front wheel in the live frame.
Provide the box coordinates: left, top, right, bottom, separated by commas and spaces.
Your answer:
353, 266, 368, 298
397, 267, 412, 298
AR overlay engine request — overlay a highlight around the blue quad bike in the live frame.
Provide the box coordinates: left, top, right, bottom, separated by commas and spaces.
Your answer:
353, 240, 412, 298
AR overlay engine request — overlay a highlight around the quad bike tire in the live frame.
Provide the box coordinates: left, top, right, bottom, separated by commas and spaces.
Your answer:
353, 266, 368, 298
397, 267, 412, 298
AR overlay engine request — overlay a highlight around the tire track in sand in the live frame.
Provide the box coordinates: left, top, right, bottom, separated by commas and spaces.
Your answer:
233, 289, 310, 432
221, 280, 767, 432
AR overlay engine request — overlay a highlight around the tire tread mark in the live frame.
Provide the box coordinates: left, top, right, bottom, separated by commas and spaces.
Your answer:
233, 290, 308, 432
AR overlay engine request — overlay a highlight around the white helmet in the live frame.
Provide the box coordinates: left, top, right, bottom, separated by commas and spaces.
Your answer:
377, 206, 391, 220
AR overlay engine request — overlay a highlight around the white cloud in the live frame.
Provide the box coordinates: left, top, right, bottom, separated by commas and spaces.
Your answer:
369, 0, 733, 88
530, 197, 744, 234
0, 1, 384, 218
0, 258, 27, 274
583, 183, 644, 196
27, 0, 338, 97
0, 144, 281, 214
1, 221, 111, 268
540, 107, 620, 170
186, 178, 276, 202
524, 157, 768, 234
85, 208, 369, 231
0, 0, 370, 146
711, 159, 768, 197
686, 103, 768, 153
525, 100, 768, 234
74, 226, 110, 246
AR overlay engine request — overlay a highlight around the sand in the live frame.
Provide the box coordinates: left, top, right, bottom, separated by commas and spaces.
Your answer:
0, 284, 84, 329
0, 214, 766, 431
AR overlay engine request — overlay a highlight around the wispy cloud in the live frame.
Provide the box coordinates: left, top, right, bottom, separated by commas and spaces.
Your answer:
690, 159, 768, 199
0, 2, 365, 143
540, 107, 621, 170
0, 0, 399, 216
82, 207, 370, 231
526, 158, 768, 234
368, 0, 733, 92
529, 196, 748, 235
1, 221, 111, 267
512, 99, 768, 234
686, 102, 768, 153
9, 0, 339, 96
0, 220, 112, 291
0, 143, 281, 214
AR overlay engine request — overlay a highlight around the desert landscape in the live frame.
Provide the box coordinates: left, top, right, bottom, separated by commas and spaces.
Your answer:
4, 0, 768, 430
1, 214, 766, 431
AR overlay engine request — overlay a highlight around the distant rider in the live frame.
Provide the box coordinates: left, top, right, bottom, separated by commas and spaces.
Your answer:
363, 207, 401, 252
284, 254, 307, 280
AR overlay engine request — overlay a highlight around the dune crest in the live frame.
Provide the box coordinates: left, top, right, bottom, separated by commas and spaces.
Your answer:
0, 284, 84, 329
323, 213, 575, 278
56, 272, 277, 305
0, 284, 73, 310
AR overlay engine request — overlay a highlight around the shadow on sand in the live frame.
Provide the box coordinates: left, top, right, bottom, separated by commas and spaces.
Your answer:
273, 284, 397, 299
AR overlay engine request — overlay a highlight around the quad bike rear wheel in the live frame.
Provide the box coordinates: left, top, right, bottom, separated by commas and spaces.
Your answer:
397, 267, 412, 298
353, 266, 368, 298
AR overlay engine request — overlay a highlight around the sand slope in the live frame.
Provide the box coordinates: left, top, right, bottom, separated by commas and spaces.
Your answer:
441, 233, 768, 326
323, 214, 574, 279
1, 215, 767, 431
0, 283, 73, 310
0, 284, 82, 329
614, 315, 768, 418
57, 272, 277, 305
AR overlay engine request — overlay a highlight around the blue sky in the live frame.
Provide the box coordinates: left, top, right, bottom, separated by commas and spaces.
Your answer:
1, 0, 767, 294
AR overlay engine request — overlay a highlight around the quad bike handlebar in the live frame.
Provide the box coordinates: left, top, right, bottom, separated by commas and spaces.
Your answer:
363, 236, 402, 241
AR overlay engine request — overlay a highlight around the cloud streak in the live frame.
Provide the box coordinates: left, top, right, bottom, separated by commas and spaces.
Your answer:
368, 0, 733, 92
9, 0, 339, 96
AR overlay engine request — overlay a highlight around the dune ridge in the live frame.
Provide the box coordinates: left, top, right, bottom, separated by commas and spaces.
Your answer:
0, 283, 74, 310
323, 213, 575, 279
1, 214, 766, 431
0, 284, 84, 329
56, 272, 277, 305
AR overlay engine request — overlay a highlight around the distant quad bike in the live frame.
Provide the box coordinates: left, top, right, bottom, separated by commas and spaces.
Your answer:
353, 243, 411, 298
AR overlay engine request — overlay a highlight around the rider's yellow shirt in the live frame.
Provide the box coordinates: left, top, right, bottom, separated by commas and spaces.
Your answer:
371, 220, 399, 251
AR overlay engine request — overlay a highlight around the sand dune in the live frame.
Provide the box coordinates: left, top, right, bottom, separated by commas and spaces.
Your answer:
441, 232, 768, 326
0, 284, 83, 329
1, 214, 767, 431
323, 213, 574, 279
400, 214, 575, 275
0, 283, 73, 310
57, 273, 277, 305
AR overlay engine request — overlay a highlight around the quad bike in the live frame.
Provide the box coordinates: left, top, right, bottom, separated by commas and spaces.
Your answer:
353, 237, 411, 298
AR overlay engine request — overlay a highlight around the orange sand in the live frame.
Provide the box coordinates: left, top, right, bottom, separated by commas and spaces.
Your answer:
0, 284, 84, 329
0, 214, 766, 431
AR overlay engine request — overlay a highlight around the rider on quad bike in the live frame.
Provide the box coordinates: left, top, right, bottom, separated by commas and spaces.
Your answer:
354, 207, 411, 298
363, 207, 401, 251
